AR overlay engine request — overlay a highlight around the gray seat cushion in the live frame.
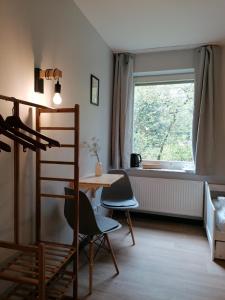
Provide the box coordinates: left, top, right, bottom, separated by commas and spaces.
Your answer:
101, 197, 139, 210
95, 214, 121, 233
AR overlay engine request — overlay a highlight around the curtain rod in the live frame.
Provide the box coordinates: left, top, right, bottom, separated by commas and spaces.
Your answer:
0, 94, 54, 109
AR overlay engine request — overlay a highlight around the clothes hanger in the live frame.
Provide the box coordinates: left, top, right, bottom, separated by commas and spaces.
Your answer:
0, 140, 11, 152
6, 126, 47, 151
5, 116, 60, 147
0, 116, 36, 152
0, 128, 36, 152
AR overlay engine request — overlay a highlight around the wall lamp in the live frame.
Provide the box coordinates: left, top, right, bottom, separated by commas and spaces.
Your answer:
34, 68, 63, 105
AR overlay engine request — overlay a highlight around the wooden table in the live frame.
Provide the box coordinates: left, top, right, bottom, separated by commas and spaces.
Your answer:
79, 173, 123, 196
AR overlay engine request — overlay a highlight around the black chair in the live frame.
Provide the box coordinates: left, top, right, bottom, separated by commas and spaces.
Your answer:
64, 188, 121, 294
100, 169, 139, 245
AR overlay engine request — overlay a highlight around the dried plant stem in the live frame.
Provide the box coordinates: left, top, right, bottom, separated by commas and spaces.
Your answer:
95, 151, 100, 162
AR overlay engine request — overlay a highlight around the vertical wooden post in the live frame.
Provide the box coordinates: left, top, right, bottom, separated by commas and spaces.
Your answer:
36, 108, 41, 242
73, 105, 79, 300
38, 243, 46, 300
88, 239, 94, 294
14, 102, 20, 244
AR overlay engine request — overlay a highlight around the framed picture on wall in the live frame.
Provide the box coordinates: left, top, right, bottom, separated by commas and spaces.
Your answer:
90, 74, 99, 106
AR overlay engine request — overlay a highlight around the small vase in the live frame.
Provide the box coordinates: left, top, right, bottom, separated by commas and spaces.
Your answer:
95, 161, 103, 176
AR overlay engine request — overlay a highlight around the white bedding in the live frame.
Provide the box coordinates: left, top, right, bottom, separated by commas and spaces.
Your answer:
214, 197, 225, 231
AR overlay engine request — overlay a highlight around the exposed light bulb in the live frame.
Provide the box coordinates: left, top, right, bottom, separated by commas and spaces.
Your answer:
53, 80, 62, 105
53, 92, 62, 105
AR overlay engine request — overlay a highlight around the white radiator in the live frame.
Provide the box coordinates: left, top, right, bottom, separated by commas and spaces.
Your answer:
129, 176, 204, 218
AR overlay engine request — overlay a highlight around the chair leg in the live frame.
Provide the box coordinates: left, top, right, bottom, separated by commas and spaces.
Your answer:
126, 210, 135, 245
109, 209, 114, 218
88, 239, 94, 294
104, 233, 119, 275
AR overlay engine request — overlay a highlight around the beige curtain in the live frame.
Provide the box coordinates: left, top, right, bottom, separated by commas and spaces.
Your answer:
111, 53, 134, 169
192, 45, 220, 175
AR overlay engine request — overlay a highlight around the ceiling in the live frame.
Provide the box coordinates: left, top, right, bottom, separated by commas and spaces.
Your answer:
73, 0, 225, 52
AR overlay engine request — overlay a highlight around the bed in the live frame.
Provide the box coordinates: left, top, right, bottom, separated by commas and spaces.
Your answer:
205, 182, 225, 260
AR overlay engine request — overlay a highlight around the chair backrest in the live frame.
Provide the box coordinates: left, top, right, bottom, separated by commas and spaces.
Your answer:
101, 169, 133, 201
64, 188, 101, 236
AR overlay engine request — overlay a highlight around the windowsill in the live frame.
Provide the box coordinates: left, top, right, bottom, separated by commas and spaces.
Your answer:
126, 167, 205, 181
128, 167, 194, 173
141, 160, 194, 171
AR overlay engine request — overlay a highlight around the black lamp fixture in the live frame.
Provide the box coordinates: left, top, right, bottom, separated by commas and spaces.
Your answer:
34, 68, 62, 105
53, 80, 62, 104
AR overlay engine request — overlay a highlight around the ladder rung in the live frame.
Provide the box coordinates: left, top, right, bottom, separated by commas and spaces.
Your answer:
40, 108, 76, 113
40, 160, 75, 165
39, 177, 74, 182
40, 127, 75, 130
0, 272, 38, 285
41, 194, 75, 199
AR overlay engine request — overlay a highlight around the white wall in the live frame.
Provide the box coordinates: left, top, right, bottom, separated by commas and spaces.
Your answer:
0, 0, 113, 286
134, 49, 195, 73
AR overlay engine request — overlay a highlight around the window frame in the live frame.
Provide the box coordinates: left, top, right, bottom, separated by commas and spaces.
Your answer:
133, 71, 195, 171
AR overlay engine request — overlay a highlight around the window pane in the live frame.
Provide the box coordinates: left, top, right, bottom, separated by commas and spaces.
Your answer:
133, 82, 194, 162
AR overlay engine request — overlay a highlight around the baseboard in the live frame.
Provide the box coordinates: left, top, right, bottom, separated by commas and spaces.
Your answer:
114, 210, 204, 226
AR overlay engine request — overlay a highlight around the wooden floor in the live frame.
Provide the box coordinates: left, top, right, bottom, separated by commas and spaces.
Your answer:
68, 216, 225, 300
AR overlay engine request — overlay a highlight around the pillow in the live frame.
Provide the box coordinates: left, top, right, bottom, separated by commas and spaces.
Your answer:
217, 196, 225, 209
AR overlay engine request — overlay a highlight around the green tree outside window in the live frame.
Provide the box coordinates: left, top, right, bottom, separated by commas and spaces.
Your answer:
133, 82, 194, 161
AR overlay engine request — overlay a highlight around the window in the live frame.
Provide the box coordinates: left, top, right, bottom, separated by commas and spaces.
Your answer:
133, 74, 194, 169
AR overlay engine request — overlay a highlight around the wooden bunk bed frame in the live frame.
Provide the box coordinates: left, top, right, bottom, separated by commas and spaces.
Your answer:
0, 95, 79, 300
